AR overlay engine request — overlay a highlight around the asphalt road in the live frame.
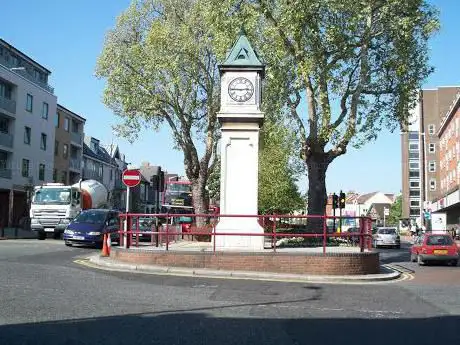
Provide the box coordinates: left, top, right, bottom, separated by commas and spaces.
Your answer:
0, 239, 459, 345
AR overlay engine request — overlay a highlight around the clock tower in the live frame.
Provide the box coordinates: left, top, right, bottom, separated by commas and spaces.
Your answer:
214, 31, 266, 251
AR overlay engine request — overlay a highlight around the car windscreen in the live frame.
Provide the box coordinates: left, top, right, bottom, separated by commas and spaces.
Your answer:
73, 211, 107, 224
377, 228, 396, 235
426, 235, 453, 246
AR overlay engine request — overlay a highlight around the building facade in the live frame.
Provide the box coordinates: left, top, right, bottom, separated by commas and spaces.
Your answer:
400, 87, 460, 227
431, 91, 460, 227
0, 39, 56, 227
54, 104, 85, 185
104, 143, 127, 210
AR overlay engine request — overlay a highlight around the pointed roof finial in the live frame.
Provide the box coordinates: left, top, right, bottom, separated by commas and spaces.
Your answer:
220, 29, 264, 69
238, 26, 247, 37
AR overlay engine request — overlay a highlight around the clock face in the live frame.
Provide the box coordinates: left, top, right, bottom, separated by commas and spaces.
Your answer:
228, 77, 254, 102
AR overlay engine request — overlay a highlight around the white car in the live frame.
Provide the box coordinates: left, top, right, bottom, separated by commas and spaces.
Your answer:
373, 227, 401, 249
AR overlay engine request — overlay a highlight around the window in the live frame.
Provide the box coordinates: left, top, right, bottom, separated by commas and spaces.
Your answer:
409, 181, 420, 188
60, 171, 67, 184
409, 162, 419, 170
26, 94, 33, 112
409, 143, 419, 151
55, 112, 60, 128
71, 120, 79, 133
409, 152, 419, 159
0, 118, 8, 133
410, 200, 420, 207
0, 82, 12, 99
64, 117, 70, 132
409, 132, 419, 140
428, 161, 436, 172
428, 124, 435, 135
429, 179, 436, 191
39, 164, 45, 181
41, 102, 49, 119
409, 171, 420, 178
409, 208, 420, 216
428, 143, 435, 153
24, 127, 31, 145
63, 144, 68, 159
409, 190, 420, 197
54, 140, 58, 156
110, 169, 113, 181
22, 159, 29, 177
0, 151, 7, 169
40, 133, 47, 150
53, 169, 57, 182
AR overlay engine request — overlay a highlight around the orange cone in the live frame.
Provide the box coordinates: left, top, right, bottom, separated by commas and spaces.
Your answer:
101, 233, 109, 257
107, 233, 112, 256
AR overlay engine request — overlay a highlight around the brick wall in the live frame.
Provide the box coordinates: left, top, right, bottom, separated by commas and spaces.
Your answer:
111, 249, 380, 275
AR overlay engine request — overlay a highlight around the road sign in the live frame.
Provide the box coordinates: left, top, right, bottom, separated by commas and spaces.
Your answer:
122, 169, 141, 188
384, 207, 389, 216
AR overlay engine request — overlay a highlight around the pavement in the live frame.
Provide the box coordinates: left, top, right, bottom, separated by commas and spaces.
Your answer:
83, 252, 403, 284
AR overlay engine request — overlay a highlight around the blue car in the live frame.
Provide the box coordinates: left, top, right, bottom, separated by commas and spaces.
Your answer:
63, 209, 120, 248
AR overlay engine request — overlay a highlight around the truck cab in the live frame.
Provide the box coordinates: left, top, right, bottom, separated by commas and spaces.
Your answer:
30, 183, 82, 240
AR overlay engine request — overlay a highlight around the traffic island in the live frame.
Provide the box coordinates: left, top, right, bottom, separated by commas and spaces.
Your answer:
107, 244, 380, 276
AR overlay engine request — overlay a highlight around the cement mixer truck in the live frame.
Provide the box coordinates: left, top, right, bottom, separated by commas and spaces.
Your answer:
30, 180, 108, 240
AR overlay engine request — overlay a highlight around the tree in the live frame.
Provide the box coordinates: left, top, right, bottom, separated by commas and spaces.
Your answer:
258, 119, 305, 214
387, 195, 402, 226
95, 0, 222, 223
202, 0, 439, 229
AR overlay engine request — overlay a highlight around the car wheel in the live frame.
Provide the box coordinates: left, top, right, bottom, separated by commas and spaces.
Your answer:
417, 255, 424, 266
65, 241, 72, 247
410, 253, 417, 262
37, 231, 46, 240
451, 260, 458, 267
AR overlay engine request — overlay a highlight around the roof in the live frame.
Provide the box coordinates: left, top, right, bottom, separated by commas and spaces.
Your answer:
57, 104, 86, 122
0, 38, 51, 74
367, 203, 391, 219
220, 29, 264, 68
438, 90, 460, 137
357, 192, 378, 204
83, 142, 114, 165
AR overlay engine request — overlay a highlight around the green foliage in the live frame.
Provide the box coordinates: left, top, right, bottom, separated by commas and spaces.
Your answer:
206, 156, 221, 202
258, 119, 305, 214
387, 194, 402, 226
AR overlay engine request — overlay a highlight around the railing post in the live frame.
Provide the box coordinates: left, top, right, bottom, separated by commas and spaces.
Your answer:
119, 215, 123, 247
126, 215, 131, 249
323, 215, 327, 254
212, 220, 216, 253
272, 216, 277, 253
359, 217, 364, 252
135, 216, 139, 248
166, 216, 169, 251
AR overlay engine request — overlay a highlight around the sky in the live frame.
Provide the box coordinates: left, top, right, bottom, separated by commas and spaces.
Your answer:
1, 0, 458, 196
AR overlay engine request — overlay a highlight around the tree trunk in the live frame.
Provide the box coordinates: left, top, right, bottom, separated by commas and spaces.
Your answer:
306, 153, 330, 233
191, 175, 209, 229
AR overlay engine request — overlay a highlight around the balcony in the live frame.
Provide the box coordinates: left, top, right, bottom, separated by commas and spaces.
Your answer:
0, 132, 13, 148
69, 158, 81, 171
0, 56, 54, 94
83, 168, 102, 182
0, 168, 12, 179
71, 131, 82, 146
0, 95, 16, 114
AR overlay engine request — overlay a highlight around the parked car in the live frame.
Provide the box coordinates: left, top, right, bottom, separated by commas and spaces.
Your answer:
373, 227, 400, 249
63, 209, 120, 248
410, 233, 459, 266
131, 217, 157, 241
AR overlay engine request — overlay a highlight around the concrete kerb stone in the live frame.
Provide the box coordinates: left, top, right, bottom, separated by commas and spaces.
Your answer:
86, 254, 401, 283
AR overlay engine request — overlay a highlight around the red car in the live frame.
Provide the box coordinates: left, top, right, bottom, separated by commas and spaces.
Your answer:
410, 233, 459, 266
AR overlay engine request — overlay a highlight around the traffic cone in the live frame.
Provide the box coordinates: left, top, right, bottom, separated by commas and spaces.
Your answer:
101, 233, 109, 257
107, 233, 112, 256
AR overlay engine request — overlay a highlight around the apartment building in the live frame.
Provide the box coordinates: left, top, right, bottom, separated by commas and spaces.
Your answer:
0, 39, 56, 227
431, 91, 460, 226
54, 104, 85, 185
400, 86, 460, 228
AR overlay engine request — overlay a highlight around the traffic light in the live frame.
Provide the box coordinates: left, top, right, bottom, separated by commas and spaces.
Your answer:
159, 170, 165, 192
339, 191, 346, 209
332, 193, 338, 209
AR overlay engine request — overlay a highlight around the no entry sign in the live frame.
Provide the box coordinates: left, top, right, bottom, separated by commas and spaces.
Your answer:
122, 169, 141, 188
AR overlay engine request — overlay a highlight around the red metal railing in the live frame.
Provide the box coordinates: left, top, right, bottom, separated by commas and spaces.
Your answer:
116, 213, 374, 254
